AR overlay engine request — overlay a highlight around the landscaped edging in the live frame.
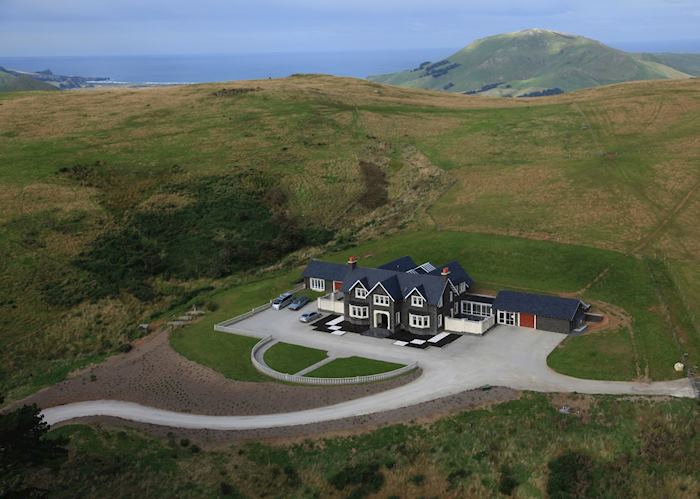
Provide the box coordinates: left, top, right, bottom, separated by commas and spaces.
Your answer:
251, 336, 419, 385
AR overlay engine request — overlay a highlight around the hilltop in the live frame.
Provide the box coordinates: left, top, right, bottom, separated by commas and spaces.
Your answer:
370, 29, 697, 96
0, 67, 57, 92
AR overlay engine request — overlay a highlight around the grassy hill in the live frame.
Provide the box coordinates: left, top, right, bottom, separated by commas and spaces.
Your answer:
0, 76, 699, 400
369, 29, 691, 96
635, 52, 700, 76
0, 68, 57, 92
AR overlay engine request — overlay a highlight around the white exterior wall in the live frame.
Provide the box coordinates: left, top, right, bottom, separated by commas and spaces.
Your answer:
318, 296, 344, 314
444, 315, 495, 335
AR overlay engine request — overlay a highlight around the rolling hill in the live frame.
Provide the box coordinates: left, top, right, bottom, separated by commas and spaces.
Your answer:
369, 29, 694, 96
0, 67, 57, 92
0, 75, 699, 401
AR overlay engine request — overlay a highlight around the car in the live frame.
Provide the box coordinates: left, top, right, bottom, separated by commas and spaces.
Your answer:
299, 311, 322, 323
288, 295, 310, 311
271, 292, 294, 310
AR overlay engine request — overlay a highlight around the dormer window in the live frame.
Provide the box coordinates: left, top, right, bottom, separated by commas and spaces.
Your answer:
355, 287, 367, 299
411, 295, 424, 307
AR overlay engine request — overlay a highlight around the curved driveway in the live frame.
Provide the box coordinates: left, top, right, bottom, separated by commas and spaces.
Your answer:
42, 316, 695, 429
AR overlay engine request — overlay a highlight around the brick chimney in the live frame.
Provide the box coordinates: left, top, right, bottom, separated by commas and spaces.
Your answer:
348, 255, 358, 270
441, 267, 450, 279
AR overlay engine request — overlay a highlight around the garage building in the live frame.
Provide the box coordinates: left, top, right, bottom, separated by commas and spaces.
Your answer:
493, 290, 586, 334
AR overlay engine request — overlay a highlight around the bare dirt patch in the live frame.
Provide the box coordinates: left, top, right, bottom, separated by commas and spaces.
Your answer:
15, 329, 419, 417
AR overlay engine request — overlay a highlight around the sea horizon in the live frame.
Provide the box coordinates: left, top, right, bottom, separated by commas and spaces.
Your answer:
0, 49, 456, 85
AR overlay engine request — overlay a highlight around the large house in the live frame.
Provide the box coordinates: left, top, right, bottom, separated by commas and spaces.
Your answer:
302, 256, 588, 336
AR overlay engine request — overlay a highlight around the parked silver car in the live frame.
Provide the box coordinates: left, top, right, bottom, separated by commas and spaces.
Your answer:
288, 295, 310, 311
299, 311, 322, 323
271, 292, 294, 310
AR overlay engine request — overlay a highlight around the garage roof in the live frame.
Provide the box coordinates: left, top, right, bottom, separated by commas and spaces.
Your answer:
493, 290, 582, 321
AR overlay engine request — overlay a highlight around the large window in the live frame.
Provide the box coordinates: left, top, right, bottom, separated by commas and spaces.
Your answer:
461, 301, 493, 317
411, 295, 424, 307
309, 278, 325, 292
497, 311, 517, 326
374, 294, 390, 306
355, 287, 367, 299
409, 313, 430, 328
349, 305, 369, 319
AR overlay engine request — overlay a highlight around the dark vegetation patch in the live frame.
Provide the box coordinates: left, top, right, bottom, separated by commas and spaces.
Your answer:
519, 87, 565, 98
212, 87, 262, 97
44, 171, 333, 305
464, 82, 507, 95
329, 462, 385, 499
358, 161, 388, 210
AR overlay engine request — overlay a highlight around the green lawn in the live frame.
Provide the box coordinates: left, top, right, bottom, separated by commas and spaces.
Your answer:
548, 329, 639, 381
263, 342, 327, 375
170, 230, 685, 383
306, 356, 405, 378
169, 271, 300, 382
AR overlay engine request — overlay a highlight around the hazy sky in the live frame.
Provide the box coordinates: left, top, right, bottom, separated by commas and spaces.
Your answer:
2, 0, 700, 56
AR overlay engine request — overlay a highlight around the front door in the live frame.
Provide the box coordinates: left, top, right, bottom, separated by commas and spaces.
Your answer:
520, 313, 535, 328
374, 311, 390, 329
334, 281, 342, 291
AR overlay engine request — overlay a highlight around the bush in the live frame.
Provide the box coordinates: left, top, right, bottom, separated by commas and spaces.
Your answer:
547, 451, 594, 499
409, 474, 425, 486
329, 462, 384, 498
498, 465, 519, 495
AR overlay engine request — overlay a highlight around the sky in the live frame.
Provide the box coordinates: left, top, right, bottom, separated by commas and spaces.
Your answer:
2, 0, 700, 56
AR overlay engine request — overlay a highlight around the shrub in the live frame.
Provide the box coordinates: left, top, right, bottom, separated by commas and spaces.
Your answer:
329, 462, 384, 498
409, 473, 425, 486
498, 465, 518, 495
547, 451, 594, 499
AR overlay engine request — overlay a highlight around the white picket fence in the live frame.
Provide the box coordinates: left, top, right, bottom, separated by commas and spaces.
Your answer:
251, 336, 419, 385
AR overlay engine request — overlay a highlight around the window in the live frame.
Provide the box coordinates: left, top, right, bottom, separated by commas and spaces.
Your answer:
409, 313, 430, 328
497, 311, 517, 326
309, 278, 325, 292
461, 301, 493, 317
349, 305, 369, 318
355, 287, 367, 299
411, 295, 424, 307
438, 314, 443, 328
374, 294, 390, 306
450, 291, 453, 301
459, 282, 466, 293
396, 312, 400, 324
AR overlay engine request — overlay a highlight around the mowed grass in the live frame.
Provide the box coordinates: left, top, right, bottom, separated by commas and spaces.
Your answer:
170, 229, 685, 382
263, 342, 327, 375
548, 329, 639, 380
169, 271, 300, 382
307, 356, 405, 378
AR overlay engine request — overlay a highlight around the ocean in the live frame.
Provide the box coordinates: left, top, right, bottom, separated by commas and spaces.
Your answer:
0, 49, 453, 85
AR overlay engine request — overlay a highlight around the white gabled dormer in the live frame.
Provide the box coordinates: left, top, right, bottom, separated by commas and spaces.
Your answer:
348, 280, 368, 299
405, 287, 426, 307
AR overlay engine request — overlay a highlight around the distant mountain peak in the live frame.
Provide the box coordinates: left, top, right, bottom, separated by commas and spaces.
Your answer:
369, 30, 694, 97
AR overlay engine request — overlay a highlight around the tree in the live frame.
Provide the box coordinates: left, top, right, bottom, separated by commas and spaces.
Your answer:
0, 403, 69, 496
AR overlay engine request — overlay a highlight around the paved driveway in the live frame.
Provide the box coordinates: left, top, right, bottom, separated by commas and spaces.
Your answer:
42, 307, 695, 429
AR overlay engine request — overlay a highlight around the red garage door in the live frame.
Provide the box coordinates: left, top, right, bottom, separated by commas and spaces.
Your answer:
520, 313, 535, 328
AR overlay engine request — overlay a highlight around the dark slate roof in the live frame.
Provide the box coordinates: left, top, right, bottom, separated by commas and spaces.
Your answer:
378, 256, 418, 272
341, 266, 450, 305
429, 261, 475, 288
493, 290, 582, 321
464, 293, 495, 304
302, 260, 349, 282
